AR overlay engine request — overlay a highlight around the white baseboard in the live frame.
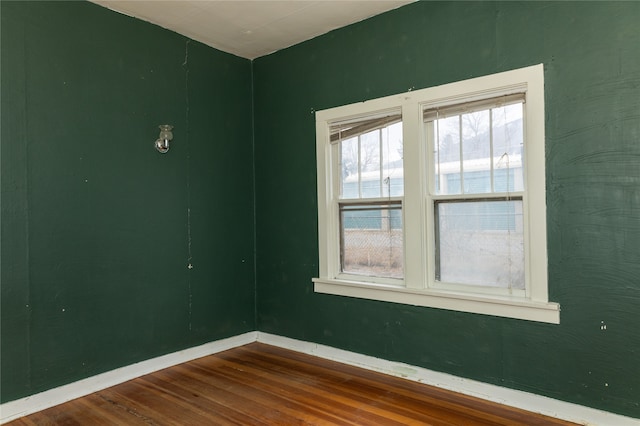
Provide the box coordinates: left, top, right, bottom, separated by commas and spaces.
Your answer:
0, 331, 257, 424
3, 330, 638, 426
257, 332, 640, 426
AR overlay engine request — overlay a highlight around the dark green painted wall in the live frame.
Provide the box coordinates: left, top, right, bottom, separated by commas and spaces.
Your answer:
253, 1, 640, 419
1, 1, 255, 402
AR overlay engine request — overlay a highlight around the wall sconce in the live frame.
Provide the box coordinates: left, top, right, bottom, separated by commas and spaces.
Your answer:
155, 125, 173, 153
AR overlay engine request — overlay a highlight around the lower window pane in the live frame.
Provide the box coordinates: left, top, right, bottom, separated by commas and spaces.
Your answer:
340, 204, 403, 279
436, 200, 524, 289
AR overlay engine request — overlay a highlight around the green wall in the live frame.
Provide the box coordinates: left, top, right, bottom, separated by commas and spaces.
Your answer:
253, 1, 640, 419
1, 1, 255, 402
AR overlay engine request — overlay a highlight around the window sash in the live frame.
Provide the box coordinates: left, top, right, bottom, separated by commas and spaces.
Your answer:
337, 118, 404, 201
433, 197, 525, 295
339, 201, 404, 280
425, 99, 525, 197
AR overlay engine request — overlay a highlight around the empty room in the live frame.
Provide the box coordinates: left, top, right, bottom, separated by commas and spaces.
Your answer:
1, 1, 639, 424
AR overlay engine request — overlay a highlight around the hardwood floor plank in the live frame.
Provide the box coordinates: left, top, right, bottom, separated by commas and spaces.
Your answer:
153, 367, 333, 425
200, 351, 460, 425
140, 372, 275, 425
6, 343, 580, 426
219, 346, 516, 425
172, 362, 363, 425
237, 344, 570, 426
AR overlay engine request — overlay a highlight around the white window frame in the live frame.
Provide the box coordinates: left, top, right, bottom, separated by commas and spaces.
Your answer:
314, 64, 560, 324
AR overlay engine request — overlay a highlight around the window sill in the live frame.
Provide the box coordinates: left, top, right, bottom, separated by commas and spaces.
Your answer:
312, 278, 560, 324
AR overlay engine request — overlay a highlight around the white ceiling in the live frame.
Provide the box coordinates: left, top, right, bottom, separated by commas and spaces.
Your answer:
91, 1, 414, 60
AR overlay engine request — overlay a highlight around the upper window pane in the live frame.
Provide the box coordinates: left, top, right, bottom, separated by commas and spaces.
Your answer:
428, 99, 524, 196
333, 115, 403, 200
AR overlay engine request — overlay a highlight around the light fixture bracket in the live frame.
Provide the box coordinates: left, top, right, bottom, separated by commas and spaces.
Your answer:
155, 125, 173, 153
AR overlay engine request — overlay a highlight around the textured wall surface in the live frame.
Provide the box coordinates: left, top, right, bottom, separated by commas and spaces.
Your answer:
1, 1, 255, 403
253, 1, 640, 418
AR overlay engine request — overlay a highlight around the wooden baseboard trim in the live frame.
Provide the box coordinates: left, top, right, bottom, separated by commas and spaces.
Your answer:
0, 331, 257, 424
257, 332, 639, 426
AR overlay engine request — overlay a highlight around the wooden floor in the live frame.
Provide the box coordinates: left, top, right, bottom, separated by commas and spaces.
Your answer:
8, 343, 578, 426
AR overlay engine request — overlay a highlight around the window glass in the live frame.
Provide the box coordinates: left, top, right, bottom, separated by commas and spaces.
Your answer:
462, 110, 491, 194
340, 203, 403, 279
340, 137, 359, 199
433, 116, 461, 195
337, 120, 403, 200
435, 200, 524, 289
382, 122, 404, 197
431, 101, 524, 196
492, 103, 524, 192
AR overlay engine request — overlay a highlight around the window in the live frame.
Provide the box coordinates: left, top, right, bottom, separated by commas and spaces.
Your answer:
331, 112, 404, 281
314, 64, 560, 323
426, 95, 525, 293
